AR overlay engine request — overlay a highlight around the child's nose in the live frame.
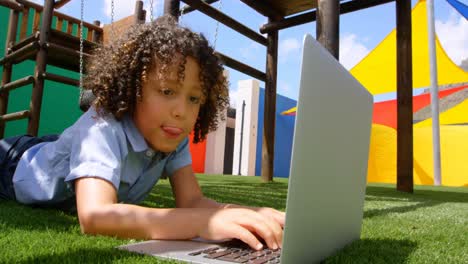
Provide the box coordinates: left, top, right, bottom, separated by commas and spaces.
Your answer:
172, 98, 187, 119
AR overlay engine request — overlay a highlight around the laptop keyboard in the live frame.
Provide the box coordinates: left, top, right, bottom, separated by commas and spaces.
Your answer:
188, 243, 281, 263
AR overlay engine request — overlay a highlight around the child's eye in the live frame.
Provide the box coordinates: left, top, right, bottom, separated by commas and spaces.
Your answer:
159, 88, 174, 96
190, 96, 201, 104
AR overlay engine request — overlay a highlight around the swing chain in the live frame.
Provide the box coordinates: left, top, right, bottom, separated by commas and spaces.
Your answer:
79, 0, 84, 91
150, 0, 154, 21
110, 0, 115, 38
213, 0, 222, 49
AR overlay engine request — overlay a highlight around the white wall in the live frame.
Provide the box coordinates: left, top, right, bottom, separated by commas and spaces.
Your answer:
204, 70, 229, 175
204, 109, 227, 175
232, 80, 259, 176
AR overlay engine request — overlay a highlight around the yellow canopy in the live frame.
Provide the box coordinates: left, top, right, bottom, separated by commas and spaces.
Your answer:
415, 98, 468, 127
350, 0, 468, 95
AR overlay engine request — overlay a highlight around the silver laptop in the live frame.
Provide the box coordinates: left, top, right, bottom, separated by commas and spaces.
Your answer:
118, 34, 374, 264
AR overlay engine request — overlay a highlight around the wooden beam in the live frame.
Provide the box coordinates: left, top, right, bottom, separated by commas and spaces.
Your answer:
19, 6, 29, 40
181, 0, 267, 46
239, 0, 283, 18
92, 21, 102, 43
261, 17, 279, 182
260, 0, 395, 34
0, 110, 30, 122
396, 0, 413, 193
54, 0, 71, 9
214, 52, 266, 82
0, 42, 39, 66
180, 0, 218, 15
164, 0, 181, 18
46, 42, 91, 60
0, 0, 23, 11
0, 75, 34, 93
16, 0, 102, 32
28, 0, 55, 136
41, 72, 79, 86
7, 32, 39, 53
134, 0, 145, 24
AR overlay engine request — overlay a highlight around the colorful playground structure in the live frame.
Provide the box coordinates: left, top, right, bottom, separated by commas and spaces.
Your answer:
353, 0, 468, 187
197, 1, 468, 186
0, 1, 466, 187
282, 0, 468, 187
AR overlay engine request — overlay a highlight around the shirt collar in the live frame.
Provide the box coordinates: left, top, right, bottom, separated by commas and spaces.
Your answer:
122, 113, 149, 152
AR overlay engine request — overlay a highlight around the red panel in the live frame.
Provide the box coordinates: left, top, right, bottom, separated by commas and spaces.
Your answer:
373, 84, 468, 128
188, 132, 206, 173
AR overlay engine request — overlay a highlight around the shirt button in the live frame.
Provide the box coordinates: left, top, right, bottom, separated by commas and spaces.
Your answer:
145, 150, 155, 157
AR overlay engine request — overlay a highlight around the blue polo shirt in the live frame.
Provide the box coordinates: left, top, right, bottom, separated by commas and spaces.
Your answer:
12, 107, 192, 206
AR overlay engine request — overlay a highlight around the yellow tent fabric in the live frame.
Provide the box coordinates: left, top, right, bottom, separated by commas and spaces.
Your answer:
351, 0, 468, 95
367, 124, 397, 183
413, 126, 468, 187
367, 124, 468, 186
414, 98, 468, 127
281, 106, 297, 115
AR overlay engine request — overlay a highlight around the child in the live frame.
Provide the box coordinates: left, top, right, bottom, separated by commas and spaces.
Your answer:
0, 15, 284, 251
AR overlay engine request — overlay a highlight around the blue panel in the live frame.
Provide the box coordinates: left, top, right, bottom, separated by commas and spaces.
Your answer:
255, 89, 297, 178
447, 0, 468, 20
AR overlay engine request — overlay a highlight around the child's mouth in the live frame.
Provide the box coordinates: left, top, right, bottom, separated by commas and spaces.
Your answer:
162, 126, 183, 138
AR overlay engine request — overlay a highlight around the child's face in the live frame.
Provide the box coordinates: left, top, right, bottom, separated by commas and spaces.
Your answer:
133, 56, 203, 152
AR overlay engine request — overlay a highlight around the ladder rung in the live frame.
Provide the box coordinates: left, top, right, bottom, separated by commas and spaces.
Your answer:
8, 32, 40, 53
42, 72, 79, 86
0, 41, 39, 66
0, 75, 34, 93
0, 110, 30, 122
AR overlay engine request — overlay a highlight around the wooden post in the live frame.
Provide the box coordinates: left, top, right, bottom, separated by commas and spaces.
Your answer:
28, 0, 54, 136
0, 9, 20, 138
316, 0, 340, 59
164, 0, 180, 19
134, 0, 145, 24
92, 21, 101, 43
261, 17, 279, 182
396, 0, 413, 193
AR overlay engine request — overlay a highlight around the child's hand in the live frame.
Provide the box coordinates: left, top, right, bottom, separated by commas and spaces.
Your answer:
198, 208, 284, 251
253, 207, 285, 228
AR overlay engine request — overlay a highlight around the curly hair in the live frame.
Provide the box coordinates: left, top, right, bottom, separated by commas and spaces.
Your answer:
84, 15, 229, 143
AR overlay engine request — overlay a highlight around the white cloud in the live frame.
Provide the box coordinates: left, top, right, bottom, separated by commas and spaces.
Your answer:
103, 0, 163, 21
339, 33, 370, 70
436, 12, 468, 65
278, 38, 300, 61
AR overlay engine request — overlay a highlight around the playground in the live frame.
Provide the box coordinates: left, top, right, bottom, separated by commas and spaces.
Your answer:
0, 0, 467, 263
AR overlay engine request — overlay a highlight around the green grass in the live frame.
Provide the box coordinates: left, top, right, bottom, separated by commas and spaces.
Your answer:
0, 175, 467, 263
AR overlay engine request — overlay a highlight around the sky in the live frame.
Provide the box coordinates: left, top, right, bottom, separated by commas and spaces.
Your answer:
33, 0, 468, 107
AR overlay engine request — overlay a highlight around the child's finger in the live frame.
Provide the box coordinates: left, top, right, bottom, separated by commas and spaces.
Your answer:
227, 225, 263, 251
273, 211, 286, 227
239, 215, 280, 250
257, 213, 283, 248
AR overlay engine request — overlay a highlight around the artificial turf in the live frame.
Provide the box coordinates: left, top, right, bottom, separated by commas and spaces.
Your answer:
0, 175, 466, 263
